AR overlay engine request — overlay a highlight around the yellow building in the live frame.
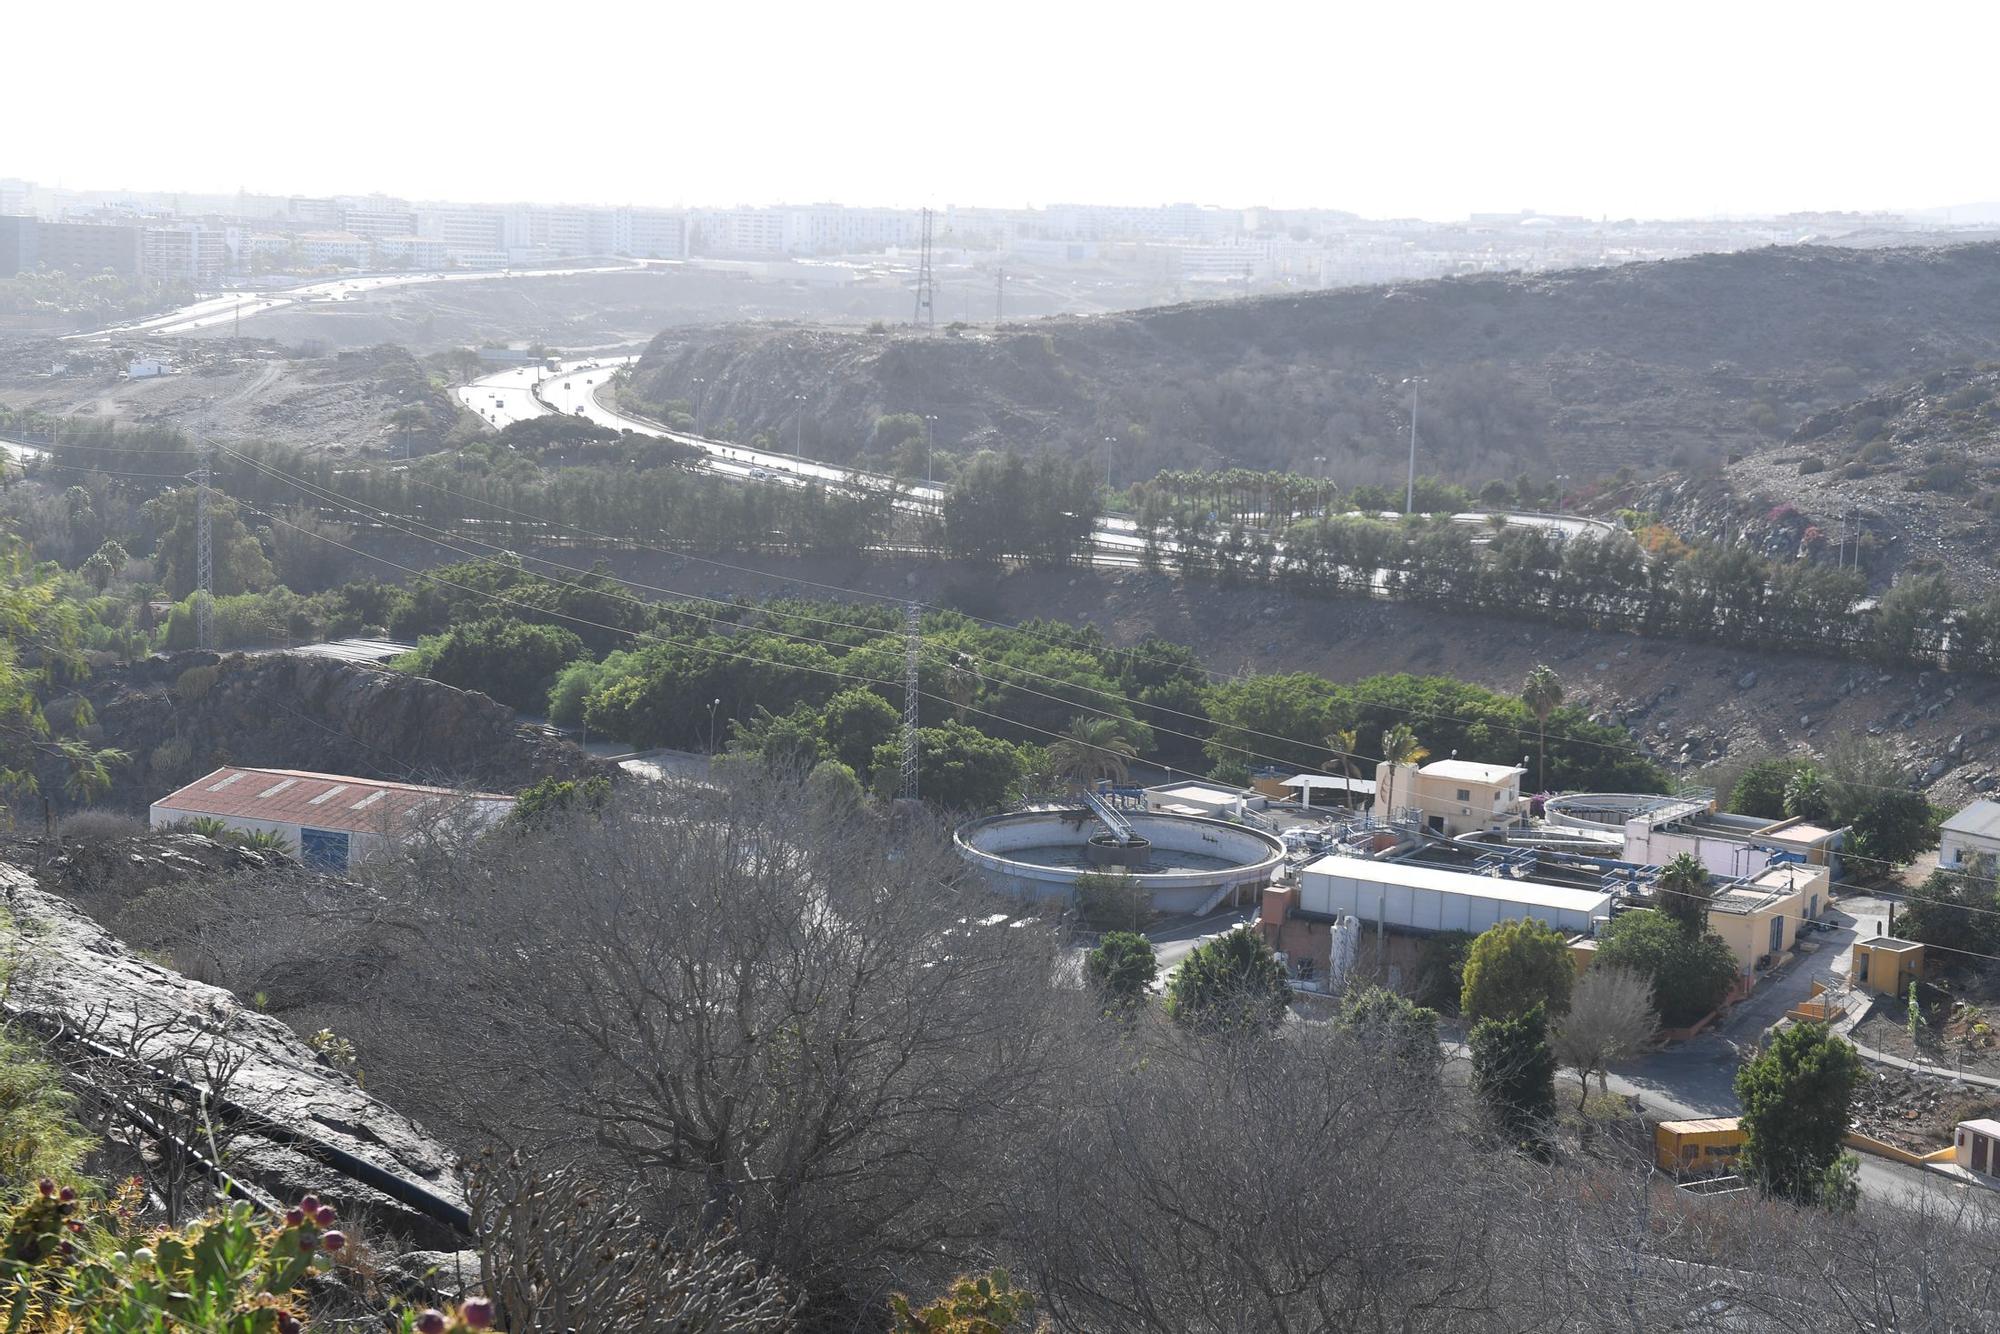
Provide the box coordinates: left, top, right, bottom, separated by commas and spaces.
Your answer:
1373, 758, 1525, 836
1851, 936, 1926, 998
1704, 862, 1820, 978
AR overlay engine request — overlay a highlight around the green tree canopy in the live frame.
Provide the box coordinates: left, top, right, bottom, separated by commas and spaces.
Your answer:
397, 616, 589, 713
1469, 1003, 1556, 1155
1337, 985, 1441, 1068
1592, 911, 1738, 1027
1735, 1022, 1864, 1207
1164, 929, 1290, 1033
1895, 866, 2000, 963
820, 687, 899, 780
1460, 919, 1575, 1023
1655, 852, 1715, 935
869, 720, 1026, 812
1085, 931, 1158, 1005
143, 486, 275, 599
1729, 756, 1811, 821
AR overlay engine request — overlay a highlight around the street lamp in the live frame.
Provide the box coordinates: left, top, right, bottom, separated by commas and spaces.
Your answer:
923, 413, 939, 486
707, 697, 722, 757
1400, 376, 1428, 515
1554, 474, 1569, 514
793, 393, 807, 456
1311, 455, 1330, 516
1102, 435, 1116, 493
691, 376, 706, 435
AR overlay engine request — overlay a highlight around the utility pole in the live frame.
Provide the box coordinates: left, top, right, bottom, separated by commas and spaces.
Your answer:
691, 376, 705, 435
994, 267, 1006, 322
1402, 376, 1427, 514
792, 392, 806, 456
913, 208, 936, 329
901, 602, 922, 801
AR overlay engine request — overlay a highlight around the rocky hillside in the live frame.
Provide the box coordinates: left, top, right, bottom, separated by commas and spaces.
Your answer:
70, 651, 607, 812
0, 857, 468, 1251
1631, 363, 2000, 596
632, 241, 2000, 486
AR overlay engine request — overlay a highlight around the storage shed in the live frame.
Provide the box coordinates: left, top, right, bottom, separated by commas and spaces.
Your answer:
1297, 856, 1612, 937
150, 766, 516, 871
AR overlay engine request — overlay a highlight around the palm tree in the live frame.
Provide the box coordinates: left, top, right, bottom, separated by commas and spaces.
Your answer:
1323, 726, 1360, 809
1783, 765, 1830, 823
1377, 723, 1429, 823
1521, 664, 1565, 793
1656, 852, 1714, 934
943, 652, 980, 722
1050, 716, 1139, 791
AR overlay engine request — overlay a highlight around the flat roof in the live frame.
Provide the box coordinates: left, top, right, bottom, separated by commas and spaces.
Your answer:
1960, 1118, 2000, 1137
1941, 800, 2000, 841
1153, 782, 1241, 803
1281, 774, 1377, 794
1659, 1118, 1741, 1135
1300, 854, 1612, 915
1862, 936, 1924, 952
1420, 759, 1522, 785
154, 766, 513, 836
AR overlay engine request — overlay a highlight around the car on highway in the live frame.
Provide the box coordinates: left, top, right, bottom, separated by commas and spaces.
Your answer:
749, 467, 772, 480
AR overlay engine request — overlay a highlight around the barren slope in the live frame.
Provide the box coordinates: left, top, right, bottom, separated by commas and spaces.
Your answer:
633, 242, 2000, 486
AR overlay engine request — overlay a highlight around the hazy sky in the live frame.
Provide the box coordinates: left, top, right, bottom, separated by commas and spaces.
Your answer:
11, 0, 1997, 219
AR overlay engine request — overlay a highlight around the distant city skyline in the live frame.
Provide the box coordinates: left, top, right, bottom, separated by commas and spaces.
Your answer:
14, 0, 1998, 222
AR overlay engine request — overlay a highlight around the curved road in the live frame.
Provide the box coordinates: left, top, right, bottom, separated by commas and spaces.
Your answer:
68, 261, 649, 342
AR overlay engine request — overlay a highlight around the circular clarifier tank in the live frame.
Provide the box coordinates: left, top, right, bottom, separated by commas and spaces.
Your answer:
955, 808, 1285, 914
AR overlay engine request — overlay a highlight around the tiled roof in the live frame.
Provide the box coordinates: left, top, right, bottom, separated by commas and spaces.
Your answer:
152, 767, 512, 835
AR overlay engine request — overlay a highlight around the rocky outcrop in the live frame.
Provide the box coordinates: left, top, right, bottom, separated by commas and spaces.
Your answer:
72, 651, 610, 812
0, 862, 467, 1249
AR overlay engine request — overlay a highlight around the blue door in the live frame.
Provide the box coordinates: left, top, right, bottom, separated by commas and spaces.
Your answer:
299, 827, 350, 870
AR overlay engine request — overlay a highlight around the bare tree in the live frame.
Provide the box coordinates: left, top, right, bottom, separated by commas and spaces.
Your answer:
67, 1007, 252, 1223
1551, 965, 1658, 1112
350, 775, 1088, 1315
470, 1155, 794, 1333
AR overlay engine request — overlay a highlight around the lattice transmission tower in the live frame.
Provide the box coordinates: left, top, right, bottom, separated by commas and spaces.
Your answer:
912, 208, 936, 329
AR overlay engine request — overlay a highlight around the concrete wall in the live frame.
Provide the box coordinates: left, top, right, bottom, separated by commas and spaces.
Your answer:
149, 807, 392, 870
957, 811, 1283, 912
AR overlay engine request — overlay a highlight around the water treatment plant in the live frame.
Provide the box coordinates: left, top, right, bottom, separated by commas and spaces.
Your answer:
954, 800, 1286, 914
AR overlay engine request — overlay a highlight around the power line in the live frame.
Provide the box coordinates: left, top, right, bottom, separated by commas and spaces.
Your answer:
213, 497, 2000, 933
215, 441, 1960, 810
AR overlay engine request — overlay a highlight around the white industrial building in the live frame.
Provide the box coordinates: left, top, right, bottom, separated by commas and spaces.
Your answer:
150, 766, 515, 871
1939, 800, 2000, 871
1298, 856, 1612, 937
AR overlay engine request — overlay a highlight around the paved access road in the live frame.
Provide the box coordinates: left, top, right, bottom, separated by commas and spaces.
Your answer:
68, 262, 648, 342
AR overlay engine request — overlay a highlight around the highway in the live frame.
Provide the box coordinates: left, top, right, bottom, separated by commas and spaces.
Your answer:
457, 357, 1159, 557
67, 261, 649, 342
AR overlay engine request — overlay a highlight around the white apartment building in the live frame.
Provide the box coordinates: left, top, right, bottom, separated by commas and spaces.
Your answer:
623, 209, 686, 258
693, 208, 790, 256
298, 231, 371, 266
371, 235, 449, 267
141, 224, 228, 283
417, 206, 529, 257
340, 203, 419, 240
